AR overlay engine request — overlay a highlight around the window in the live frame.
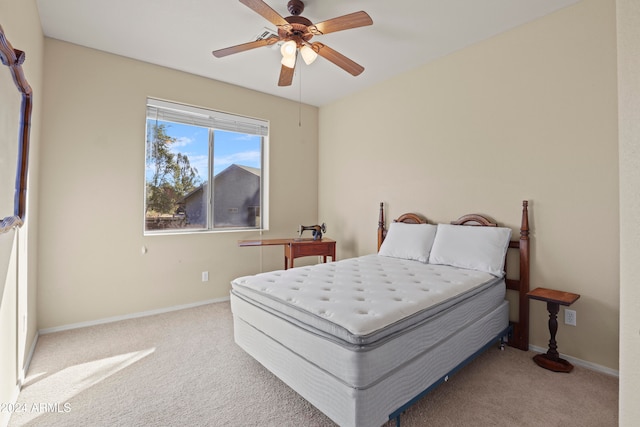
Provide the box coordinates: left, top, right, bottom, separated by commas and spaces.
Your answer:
144, 98, 268, 234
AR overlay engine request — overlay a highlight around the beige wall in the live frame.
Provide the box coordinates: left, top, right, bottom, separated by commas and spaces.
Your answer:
37, 40, 319, 329
4, 0, 638, 423
319, 0, 620, 370
0, 0, 43, 424
617, 0, 640, 424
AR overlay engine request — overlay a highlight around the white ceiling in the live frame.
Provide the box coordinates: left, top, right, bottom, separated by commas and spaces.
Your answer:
36, 0, 579, 107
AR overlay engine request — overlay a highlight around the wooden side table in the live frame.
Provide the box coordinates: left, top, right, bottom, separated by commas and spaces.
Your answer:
527, 287, 580, 373
238, 238, 336, 270
284, 239, 335, 269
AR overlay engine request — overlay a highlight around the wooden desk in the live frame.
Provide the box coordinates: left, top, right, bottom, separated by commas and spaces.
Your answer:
238, 238, 336, 270
527, 287, 580, 373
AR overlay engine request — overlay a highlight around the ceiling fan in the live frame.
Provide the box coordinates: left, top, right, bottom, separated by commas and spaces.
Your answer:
212, 0, 373, 87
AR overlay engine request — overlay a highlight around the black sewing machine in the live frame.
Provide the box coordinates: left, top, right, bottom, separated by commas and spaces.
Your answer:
297, 223, 326, 241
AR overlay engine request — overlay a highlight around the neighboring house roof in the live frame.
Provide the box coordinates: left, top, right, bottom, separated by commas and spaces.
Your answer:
180, 164, 260, 202
227, 164, 260, 177
181, 183, 204, 202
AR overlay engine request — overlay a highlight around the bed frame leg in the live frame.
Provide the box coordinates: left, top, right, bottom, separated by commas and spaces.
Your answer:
499, 333, 509, 350
500, 325, 512, 351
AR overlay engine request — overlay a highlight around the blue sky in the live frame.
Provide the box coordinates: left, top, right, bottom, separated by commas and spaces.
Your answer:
146, 120, 262, 184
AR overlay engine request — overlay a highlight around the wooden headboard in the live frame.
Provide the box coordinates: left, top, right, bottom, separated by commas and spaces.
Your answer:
377, 201, 530, 351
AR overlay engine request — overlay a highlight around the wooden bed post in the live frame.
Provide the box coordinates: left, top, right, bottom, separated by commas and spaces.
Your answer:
503, 201, 531, 350
377, 202, 385, 252
515, 200, 530, 350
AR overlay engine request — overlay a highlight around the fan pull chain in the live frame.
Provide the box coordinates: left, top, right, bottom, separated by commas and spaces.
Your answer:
298, 65, 302, 127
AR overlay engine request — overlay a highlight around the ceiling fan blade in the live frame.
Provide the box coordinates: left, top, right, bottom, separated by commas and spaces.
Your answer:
240, 0, 289, 27
278, 63, 296, 87
311, 43, 364, 76
310, 11, 373, 35
212, 36, 279, 58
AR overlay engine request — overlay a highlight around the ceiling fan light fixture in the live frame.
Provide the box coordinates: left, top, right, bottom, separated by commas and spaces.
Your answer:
300, 44, 318, 65
280, 40, 297, 58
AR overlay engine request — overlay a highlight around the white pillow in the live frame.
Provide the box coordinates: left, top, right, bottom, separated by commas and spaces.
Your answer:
378, 222, 438, 263
428, 224, 512, 276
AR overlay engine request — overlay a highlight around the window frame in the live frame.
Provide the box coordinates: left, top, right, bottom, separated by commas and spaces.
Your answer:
144, 98, 269, 235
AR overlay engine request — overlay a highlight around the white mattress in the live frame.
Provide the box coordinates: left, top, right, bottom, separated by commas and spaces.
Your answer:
230, 255, 506, 389
231, 254, 503, 345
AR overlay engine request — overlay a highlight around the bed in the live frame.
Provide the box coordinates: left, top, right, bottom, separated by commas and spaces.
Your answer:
230, 201, 530, 427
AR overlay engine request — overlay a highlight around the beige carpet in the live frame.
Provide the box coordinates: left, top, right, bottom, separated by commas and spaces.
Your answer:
9, 302, 618, 427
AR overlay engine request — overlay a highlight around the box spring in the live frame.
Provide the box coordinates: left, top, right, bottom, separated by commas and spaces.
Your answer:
233, 300, 508, 427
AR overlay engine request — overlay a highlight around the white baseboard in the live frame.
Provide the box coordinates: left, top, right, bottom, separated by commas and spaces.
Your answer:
20, 332, 39, 386
3, 332, 40, 427
38, 297, 230, 335
528, 344, 619, 377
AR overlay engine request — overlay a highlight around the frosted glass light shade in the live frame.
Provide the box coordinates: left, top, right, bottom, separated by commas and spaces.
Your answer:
280, 40, 297, 57
300, 45, 318, 65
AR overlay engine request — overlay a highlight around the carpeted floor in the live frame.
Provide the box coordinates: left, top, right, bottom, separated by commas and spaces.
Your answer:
9, 302, 618, 427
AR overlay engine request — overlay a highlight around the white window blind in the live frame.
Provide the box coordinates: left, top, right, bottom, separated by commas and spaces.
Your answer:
146, 98, 269, 136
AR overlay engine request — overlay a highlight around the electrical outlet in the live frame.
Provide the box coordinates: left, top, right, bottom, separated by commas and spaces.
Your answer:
564, 308, 576, 326
202, 271, 209, 282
